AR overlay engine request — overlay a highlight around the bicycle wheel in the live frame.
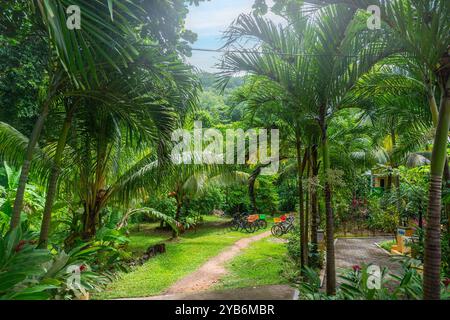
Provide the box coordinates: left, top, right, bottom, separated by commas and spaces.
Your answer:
244, 222, 257, 233
271, 225, 283, 237
229, 221, 239, 232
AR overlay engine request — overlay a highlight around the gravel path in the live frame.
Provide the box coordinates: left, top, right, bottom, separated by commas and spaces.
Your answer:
322, 236, 402, 287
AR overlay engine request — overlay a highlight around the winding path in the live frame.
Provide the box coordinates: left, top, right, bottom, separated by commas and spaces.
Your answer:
122, 230, 298, 300
164, 230, 272, 294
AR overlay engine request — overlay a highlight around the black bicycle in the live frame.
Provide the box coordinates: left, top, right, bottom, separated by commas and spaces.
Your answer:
230, 213, 266, 233
271, 216, 295, 236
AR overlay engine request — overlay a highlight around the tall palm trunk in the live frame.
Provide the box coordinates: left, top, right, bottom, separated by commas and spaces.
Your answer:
310, 145, 319, 251
426, 80, 440, 127
38, 109, 74, 248
427, 76, 450, 273
10, 102, 50, 230
83, 202, 102, 239
390, 130, 402, 223
305, 157, 310, 260
320, 107, 336, 296
295, 134, 308, 267
423, 64, 450, 300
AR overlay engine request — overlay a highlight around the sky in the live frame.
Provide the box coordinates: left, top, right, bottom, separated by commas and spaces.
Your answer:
185, 0, 284, 73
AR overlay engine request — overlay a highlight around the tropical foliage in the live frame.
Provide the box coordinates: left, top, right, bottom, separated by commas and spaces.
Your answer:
0, 0, 449, 300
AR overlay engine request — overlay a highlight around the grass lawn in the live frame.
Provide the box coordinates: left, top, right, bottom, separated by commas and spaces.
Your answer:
214, 236, 289, 290
379, 239, 396, 252
94, 216, 270, 299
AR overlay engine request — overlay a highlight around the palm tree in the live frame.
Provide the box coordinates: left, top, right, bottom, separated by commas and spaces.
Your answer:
6, 0, 140, 231
229, 73, 314, 266
218, 3, 394, 293
307, 0, 450, 300
37, 43, 203, 247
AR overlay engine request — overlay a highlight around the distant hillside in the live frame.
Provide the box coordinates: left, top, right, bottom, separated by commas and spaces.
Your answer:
198, 72, 245, 91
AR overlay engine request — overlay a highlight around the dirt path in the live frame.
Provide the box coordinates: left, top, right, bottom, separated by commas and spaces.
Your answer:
164, 230, 272, 295
131, 285, 296, 300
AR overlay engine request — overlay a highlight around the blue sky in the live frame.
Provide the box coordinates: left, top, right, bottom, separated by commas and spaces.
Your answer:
185, 0, 283, 72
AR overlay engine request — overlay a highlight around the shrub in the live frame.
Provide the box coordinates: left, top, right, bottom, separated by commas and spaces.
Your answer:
286, 225, 323, 270
223, 185, 250, 214
286, 225, 301, 263
0, 226, 108, 300
365, 198, 399, 233
255, 175, 279, 214
298, 258, 450, 300
140, 196, 177, 223
189, 186, 225, 215
277, 180, 296, 212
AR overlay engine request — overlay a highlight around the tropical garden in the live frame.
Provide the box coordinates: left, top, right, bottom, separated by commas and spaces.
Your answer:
0, 0, 449, 301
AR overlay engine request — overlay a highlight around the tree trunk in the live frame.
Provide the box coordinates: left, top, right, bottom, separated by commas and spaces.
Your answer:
83, 205, 100, 239
305, 158, 310, 261
310, 145, 319, 251
320, 107, 336, 296
296, 134, 308, 267
426, 79, 440, 127
418, 203, 423, 230
295, 135, 304, 267
249, 167, 262, 213
423, 69, 450, 300
10, 101, 50, 230
38, 110, 74, 248
173, 199, 182, 239
391, 131, 402, 223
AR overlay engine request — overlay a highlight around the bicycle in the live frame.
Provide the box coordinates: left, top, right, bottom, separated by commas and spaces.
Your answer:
229, 212, 251, 232
271, 215, 294, 237
230, 213, 266, 233
255, 214, 267, 229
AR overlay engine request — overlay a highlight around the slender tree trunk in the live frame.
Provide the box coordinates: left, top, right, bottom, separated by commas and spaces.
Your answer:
310, 145, 319, 251
295, 135, 305, 267
305, 158, 310, 263
249, 167, 262, 213
426, 79, 440, 127
173, 199, 182, 239
320, 107, 336, 296
423, 68, 450, 299
391, 130, 402, 223
38, 110, 74, 248
10, 101, 51, 230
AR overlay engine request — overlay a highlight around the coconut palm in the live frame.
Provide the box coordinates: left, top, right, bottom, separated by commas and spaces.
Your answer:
5, 0, 140, 232
37, 45, 202, 247
0, 47, 200, 246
